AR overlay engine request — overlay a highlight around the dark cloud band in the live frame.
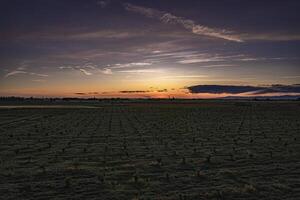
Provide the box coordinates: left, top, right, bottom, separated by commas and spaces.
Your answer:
187, 84, 300, 95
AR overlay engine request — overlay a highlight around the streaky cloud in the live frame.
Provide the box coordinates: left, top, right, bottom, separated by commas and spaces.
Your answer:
282, 75, 300, 79
59, 64, 112, 75
240, 32, 300, 42
178, 58, 222, 64
79, 69, 93, 76
123, 3, 243, 42
5, 70, 27, 77
101, 68, 112, 74
5, 70, 48, 78
162, 75, 209, 80
29, 72, 48, 77
110, 62, 152, 69
117, 69, 162, 73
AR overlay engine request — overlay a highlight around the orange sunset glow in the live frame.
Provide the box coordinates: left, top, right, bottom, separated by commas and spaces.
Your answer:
1, 0, 299, 98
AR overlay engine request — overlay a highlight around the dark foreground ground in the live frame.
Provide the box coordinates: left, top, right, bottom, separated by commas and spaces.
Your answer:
0, 100, 299, 200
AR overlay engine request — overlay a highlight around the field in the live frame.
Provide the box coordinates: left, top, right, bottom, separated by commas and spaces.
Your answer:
0, 101, 299, 199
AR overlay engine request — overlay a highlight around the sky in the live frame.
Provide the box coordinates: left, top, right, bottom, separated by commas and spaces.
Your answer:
0, 0, 300, 98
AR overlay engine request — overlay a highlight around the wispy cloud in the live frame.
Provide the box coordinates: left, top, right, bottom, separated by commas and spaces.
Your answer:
110, 62, 152, 69
148, 51, 201, 59
29, 72, 48, 77
118, 69, 163, 73
198, 64, 237, 68
123, 3, 243, 42
102, 68, 112, 74
97, 62, 155, 74
59, 63, 112, 75
5, 70, 48, 78
59, 61, 154, 75
282, 75, 300, 79
55, 49, 138, 60
162, 75, 209, 80
146, 50, 252, 64
152, 50, 162, 54
31, 79, 47, 82
79, 68, 93, 75
240, 33, 300, 42
66, 30, 142, 40
5, 70, 27, 77
178, 58, 222, 64
59, 66, 73, 70
174, 53, 289, 64
11, 28, 144, 41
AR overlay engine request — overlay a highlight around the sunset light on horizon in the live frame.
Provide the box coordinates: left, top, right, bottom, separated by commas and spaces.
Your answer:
1, 0, 299, 98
